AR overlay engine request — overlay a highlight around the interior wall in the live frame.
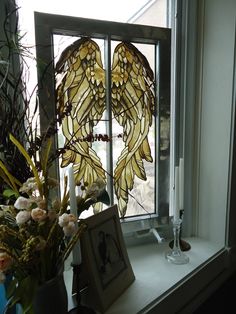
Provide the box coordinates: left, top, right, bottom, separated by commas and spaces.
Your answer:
197, 0, 236, 244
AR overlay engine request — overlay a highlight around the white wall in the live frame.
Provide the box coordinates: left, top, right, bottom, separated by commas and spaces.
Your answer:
197, 0, 236, 245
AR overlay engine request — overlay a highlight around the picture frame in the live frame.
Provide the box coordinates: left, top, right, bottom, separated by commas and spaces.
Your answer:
79, 205, 135, 312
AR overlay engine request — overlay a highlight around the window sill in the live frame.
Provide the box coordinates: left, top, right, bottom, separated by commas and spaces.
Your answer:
65, 237, 228, 314
105, 237, 226, 314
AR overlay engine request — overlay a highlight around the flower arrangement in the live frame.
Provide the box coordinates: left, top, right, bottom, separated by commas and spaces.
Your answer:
0, 7, 112, 313
0, 134, 110, 313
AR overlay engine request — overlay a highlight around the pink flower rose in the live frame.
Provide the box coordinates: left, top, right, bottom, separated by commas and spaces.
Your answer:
58, 213, 77, 227
31, 208, 47, 222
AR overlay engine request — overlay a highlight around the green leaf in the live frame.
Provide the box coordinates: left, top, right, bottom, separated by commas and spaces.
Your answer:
41, 137, 52, 178
9, 134, 43, 196
3, 189, 19, 199
0, 160, 21, 193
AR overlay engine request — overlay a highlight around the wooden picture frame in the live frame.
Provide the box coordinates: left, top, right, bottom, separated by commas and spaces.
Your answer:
80, 205, 135, 312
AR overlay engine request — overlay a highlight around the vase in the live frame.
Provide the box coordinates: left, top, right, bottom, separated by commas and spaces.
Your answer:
33, 274, 68, 314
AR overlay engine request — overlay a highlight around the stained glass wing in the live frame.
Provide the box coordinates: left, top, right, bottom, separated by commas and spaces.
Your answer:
56, 38, 106, 187
111, 42, 155, 217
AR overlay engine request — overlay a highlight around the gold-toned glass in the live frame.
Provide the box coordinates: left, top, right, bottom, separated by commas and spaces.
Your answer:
55, 37, 155, 217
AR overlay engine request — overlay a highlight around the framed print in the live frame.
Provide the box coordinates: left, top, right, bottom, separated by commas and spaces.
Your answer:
80, 205, 135, 312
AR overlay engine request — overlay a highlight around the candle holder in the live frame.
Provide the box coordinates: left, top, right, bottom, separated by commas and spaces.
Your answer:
169, 210, 191, 251
165, 218, 189, 264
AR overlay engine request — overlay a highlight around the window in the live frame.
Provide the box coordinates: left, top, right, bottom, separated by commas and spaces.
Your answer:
32, 6, 172, 226
3, 1, 236, 313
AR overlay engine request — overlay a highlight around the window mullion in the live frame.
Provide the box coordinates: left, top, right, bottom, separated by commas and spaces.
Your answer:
155, 43, 160, 216
104, 36, 114, 204
169, 0, 179, 218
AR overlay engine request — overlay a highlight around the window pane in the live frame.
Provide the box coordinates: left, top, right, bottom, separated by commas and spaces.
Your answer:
54, 35, 158, 217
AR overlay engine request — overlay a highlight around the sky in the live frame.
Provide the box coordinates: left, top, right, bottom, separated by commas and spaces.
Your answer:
17, 0, 155, 50
18, 0, 152, 23
16, 0, 160, 96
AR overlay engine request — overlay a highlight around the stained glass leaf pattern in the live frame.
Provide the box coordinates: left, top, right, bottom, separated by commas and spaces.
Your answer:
56, 38, 155, 217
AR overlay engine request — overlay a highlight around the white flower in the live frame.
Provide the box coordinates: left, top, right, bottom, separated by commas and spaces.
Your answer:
58, 213, 70, 227
31, 208, 47, 222
63, 221, 76, 236
19, 177, 38, 193
16, 210, 31, 225
14, 196, 32, 210
58, 213, 77, 227
68, 214, 77, 223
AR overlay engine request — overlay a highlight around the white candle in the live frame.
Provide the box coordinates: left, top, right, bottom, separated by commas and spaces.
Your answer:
179, 158, 184, 210
68, 166, 82, 265
174, 166, 180, 221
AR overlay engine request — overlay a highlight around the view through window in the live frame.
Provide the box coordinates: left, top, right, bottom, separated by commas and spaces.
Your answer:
17, 0, 171, 220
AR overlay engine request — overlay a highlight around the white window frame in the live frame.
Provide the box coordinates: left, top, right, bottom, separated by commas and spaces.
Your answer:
101, 0, 236, 312
34, 11, 173, 237
117, 0, 236, 311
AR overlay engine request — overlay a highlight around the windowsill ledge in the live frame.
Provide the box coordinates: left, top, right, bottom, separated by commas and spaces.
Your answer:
105, 237, 226, 314
65, 237, 228, 314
